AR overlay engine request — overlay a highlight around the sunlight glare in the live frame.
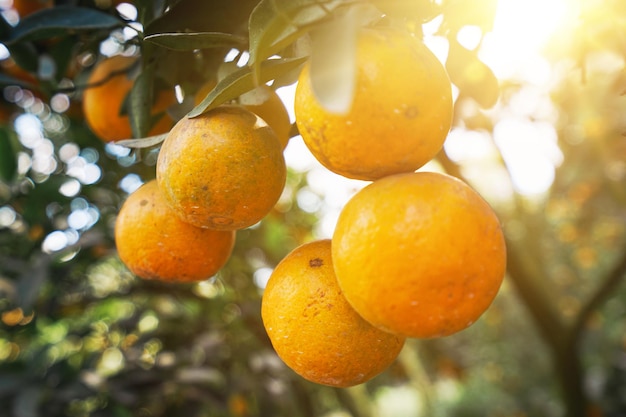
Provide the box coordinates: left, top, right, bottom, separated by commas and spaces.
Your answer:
0, 206, 16, 228
493, 117, 563, 196
480, 0, 573, 82
116, 3, 137, 21
457, 25, 483, 51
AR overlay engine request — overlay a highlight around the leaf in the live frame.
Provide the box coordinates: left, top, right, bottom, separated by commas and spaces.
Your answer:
5, 6, 123, 45
307, 4, 379, 114
6, 42, 39, 74
47, 35, 77, 81
446, 40, 499, 108
248, 0, 354, 81
189, 56, 308, 117
145, 0, 258, 36
0, 10, 12, 39
144, 32, 248, 51
134, 0, 165, 25
0, 129, 18, 182
114, 133, 168, 149
128, 65, 154, 138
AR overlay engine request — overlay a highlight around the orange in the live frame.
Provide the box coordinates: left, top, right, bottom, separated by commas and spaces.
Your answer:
195, 82, 292, 149
11, 0, 53, 18
261, 239, 405, 387
114, 180, 235, 282
332, 171, 506, 338
294, 28, 453, 181
82, 55, 175, 142
156, 105, 286, 230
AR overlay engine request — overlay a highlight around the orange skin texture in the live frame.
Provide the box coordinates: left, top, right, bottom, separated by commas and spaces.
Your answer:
114, 180, 235, 282
82, 56, 175, 142
295, 28, 453, 181
332, 172, 507, 338
156, 105, 287, 230
195, 82, 291, 149
261, 239, 405, 387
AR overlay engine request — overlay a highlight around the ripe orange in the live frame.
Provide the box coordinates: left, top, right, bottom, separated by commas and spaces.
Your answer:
195, 82, 292, 149
332, 172, 506, 338
295, 28, 453, 181
156, 105, 286, 230
114, 180, 235, 282
82, 55, 175, 142
261, 239, 405, 387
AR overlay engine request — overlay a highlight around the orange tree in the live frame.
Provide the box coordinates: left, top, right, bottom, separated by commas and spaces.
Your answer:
0, 1, 624, 417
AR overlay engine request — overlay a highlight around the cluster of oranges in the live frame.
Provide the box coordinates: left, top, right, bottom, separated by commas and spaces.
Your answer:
261, 28, 507, 388
107, 26, 506, 389
107, 65, 291, 283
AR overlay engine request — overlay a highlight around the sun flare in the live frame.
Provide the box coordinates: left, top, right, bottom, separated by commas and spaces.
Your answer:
479, 0, 577, 80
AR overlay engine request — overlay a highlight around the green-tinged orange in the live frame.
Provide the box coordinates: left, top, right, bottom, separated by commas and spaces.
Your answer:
156, 105, 286, 230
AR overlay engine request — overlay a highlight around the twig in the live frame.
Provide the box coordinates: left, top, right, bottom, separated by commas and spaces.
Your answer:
54, 60, 138, 95
569, 248, 626, 343
397, 340, 436, 416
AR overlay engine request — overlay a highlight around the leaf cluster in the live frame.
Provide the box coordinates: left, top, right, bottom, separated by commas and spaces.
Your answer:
0, 0, 501, 144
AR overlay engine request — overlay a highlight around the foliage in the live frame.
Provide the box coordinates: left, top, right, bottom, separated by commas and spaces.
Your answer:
0, 0, 624, 416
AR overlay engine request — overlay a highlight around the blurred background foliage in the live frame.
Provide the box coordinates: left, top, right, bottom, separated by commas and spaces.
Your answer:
0, 0, 624, 416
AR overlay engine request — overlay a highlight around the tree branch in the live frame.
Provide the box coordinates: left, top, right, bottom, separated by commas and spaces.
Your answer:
569, 248, 626, 343
505, 237, 568, 348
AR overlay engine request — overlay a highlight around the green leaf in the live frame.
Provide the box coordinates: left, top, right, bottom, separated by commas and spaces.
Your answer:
446, 40, 499, 108
248, 0, 355, 81
134, 0, 165, 26
144, 32, 248, 51
0, 11, 13, 39
114, 133, 168, 148
0, 129, 18, 182
47, 35, 77, 81
6, 41, 39, 74
145, 0, 258, 36
5, 6, 123, 45
189, 56, 308, 118
128, 65, 155, 139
